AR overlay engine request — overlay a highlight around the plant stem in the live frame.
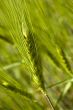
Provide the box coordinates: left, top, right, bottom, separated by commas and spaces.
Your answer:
40, 88, 55, 110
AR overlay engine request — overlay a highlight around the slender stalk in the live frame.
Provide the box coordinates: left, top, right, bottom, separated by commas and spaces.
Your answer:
39, 88, 55, 110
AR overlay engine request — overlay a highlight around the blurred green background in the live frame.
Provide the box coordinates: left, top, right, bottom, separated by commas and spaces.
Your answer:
0, 0, 73, 110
